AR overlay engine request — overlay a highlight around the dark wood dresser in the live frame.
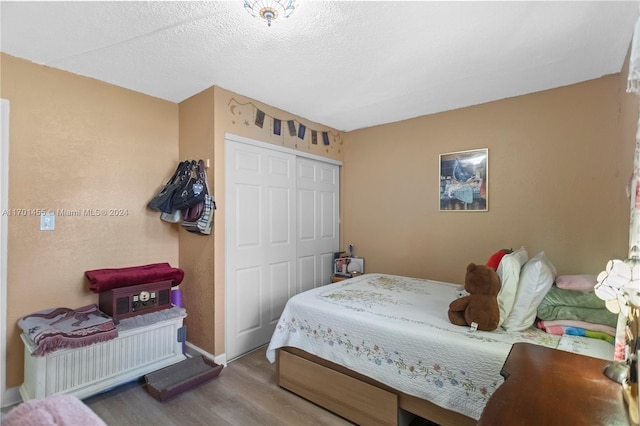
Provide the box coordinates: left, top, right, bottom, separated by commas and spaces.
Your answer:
477, 342, 630, 425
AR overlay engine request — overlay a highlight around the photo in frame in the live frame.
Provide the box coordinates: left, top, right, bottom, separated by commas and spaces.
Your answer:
439, 148, 488, 211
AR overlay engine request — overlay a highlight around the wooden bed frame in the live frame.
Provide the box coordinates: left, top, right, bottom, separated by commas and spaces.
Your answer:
276, 347, 476, 426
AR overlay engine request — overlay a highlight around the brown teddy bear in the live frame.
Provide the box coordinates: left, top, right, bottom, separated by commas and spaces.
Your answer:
448, 262, 501, 331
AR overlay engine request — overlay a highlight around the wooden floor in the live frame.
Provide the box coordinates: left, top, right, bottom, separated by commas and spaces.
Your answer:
82, 346, 437, 426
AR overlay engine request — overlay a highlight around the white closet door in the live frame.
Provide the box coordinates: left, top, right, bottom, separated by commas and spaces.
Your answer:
225, 141, 296, 361
296, 157, 340, 293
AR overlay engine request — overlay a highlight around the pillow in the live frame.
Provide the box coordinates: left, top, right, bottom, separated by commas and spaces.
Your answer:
502, 251, 557, 332
486, 248, 513, 270
496, 246, 528, 327
555, 274, 597, 292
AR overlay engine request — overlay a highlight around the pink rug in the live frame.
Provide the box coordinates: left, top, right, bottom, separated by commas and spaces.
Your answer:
1, 394, 105, 426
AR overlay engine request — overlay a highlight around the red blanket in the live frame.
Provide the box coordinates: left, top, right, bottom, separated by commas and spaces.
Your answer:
85, 262, 184, 293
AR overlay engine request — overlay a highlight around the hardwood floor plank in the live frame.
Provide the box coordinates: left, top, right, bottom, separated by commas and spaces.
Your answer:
83, 346, 354, 425
0, 346, 435, 425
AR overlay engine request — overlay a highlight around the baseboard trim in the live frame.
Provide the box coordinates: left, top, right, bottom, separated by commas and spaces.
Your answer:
1, 386, 22, 408
185, 341, 227, 367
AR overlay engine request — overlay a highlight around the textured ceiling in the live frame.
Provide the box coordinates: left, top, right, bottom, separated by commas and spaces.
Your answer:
1, 1, 638, 131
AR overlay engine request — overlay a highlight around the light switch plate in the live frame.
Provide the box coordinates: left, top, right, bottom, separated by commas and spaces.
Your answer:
40, 213, 55, 231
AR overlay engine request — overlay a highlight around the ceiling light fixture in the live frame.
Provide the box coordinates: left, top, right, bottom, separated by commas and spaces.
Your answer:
243, 0, 298, 27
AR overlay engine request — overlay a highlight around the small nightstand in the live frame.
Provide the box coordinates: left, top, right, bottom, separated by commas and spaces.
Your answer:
478, 342, 630, 425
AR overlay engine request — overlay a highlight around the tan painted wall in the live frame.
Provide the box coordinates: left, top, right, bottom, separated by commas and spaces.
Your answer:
1, 54, 180, 387
177, 87, 216, 354
342, 72, 638, 285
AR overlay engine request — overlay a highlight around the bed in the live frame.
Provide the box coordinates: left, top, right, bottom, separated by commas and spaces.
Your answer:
266, 273, 614, 426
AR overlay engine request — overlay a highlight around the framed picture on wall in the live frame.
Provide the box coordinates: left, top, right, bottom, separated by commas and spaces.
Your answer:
439, 148, 488, 211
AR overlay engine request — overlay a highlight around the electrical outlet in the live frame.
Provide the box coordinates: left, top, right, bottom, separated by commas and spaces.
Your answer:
40, 213, 55, 231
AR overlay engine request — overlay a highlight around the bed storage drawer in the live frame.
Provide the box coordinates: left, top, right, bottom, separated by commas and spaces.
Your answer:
278, 349, 398, 426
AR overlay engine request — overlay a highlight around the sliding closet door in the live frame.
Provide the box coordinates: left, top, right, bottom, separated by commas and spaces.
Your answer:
226, 135, 341, 360
296, 158, 339, 293
225, 141, 296, 361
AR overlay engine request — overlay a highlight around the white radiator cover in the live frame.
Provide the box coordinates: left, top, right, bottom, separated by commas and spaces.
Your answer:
20, 311, 186, 400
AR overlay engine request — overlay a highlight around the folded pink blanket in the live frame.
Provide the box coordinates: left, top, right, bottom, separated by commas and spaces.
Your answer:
85, 262, 184, 293
2, 394, 106, 426
18, 304, 118, 356
538, 324, 614, 344
537, 319, 615, 345
537, 319, 616, 336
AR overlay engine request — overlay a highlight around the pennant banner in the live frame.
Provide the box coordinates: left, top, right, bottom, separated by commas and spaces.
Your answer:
228, 98, 338, 148
322, 132, 330, 146
287, 120, 296, 136
255, 109, 265, 128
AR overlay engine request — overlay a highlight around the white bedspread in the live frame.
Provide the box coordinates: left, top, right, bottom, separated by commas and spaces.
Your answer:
266, 273, 614, 420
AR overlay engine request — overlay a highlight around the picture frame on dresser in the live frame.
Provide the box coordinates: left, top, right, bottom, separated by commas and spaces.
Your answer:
439, 148, 488, 212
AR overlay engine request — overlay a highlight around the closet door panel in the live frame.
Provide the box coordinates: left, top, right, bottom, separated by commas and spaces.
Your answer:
320, 190, 337, 239
268, 260, 291, 323
320, 252, 335, 286
296, 158, 339, 292
236, 185, 260, 247
298, 189, 316, 240
268, 187, 291, 244
298, 255, 316, 294
235, 266, 261, 333
226, 141, 296, 361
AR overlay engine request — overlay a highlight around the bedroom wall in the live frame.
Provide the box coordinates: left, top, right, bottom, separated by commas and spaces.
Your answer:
1, 54, 180, 388
2, 50, 636, 388
341, 71, 638, 286
177, 86, 216, 356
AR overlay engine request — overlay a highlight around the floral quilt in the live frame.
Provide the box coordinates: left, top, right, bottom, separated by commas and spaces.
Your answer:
266, 273, 614, 420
